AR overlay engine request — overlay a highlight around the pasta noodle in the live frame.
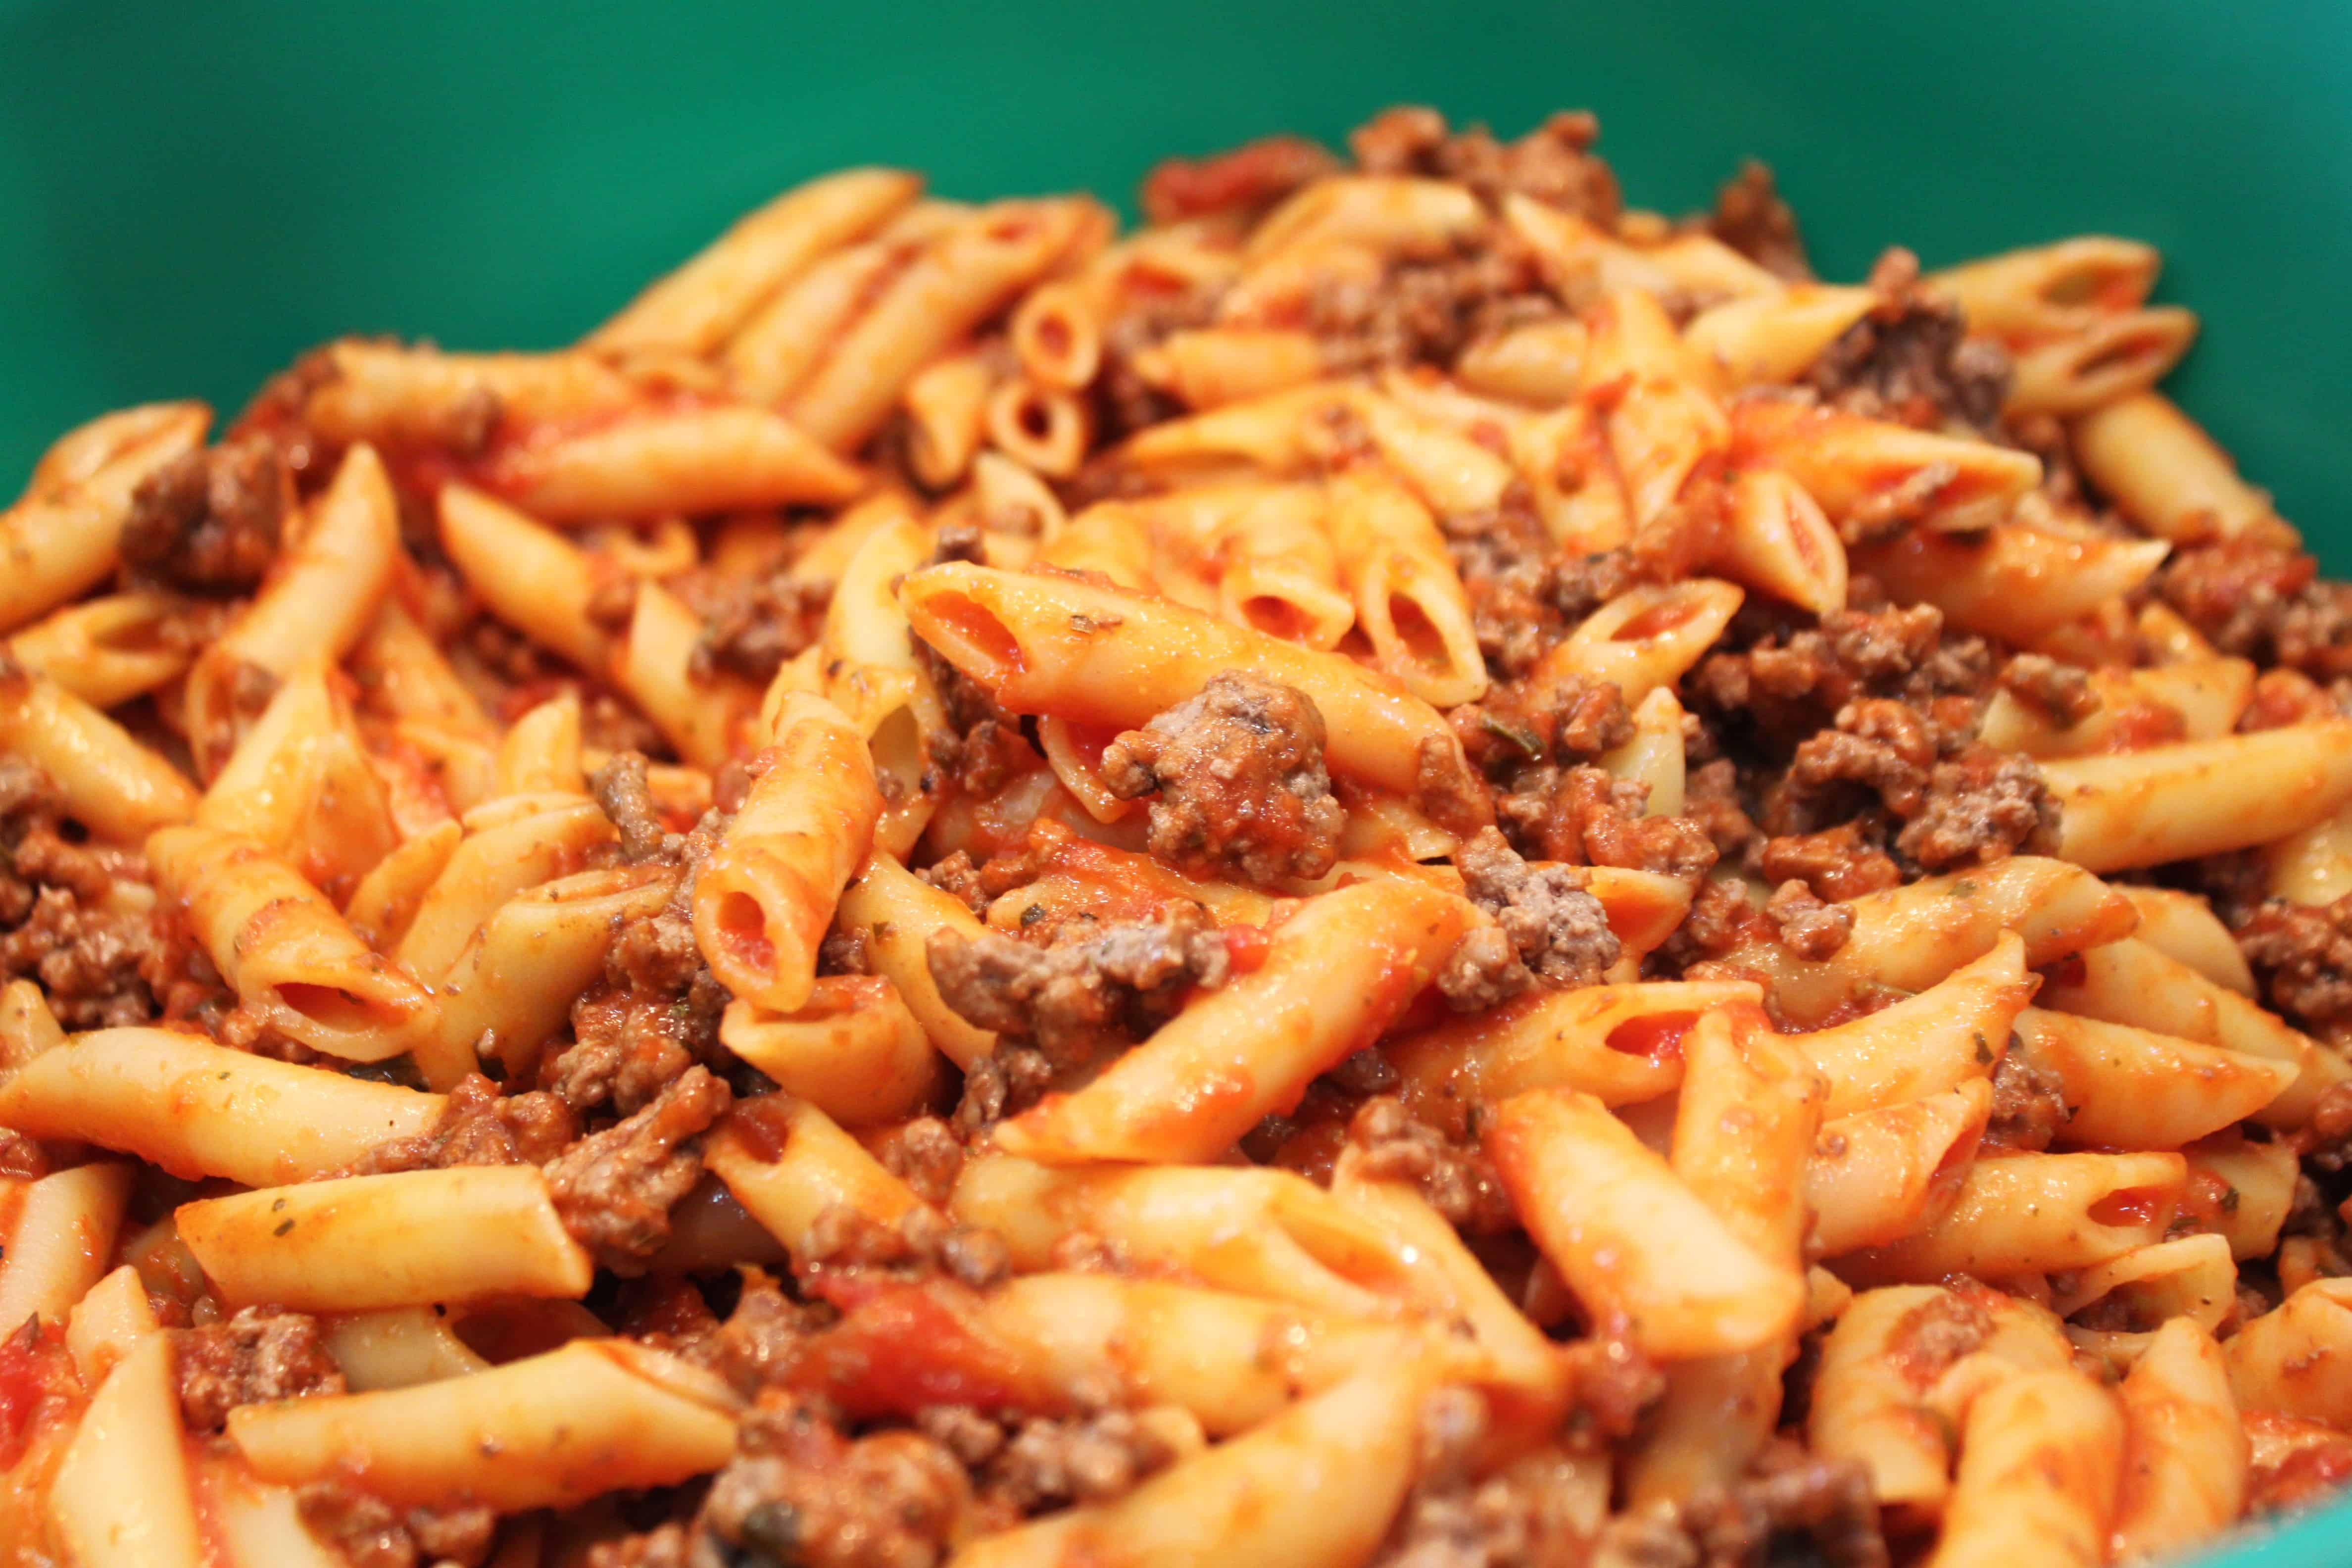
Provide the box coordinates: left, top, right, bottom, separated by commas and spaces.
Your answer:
0, 103, 2347, 1568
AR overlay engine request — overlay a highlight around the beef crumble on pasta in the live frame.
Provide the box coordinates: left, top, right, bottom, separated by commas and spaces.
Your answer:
1, 104, 2351, 1568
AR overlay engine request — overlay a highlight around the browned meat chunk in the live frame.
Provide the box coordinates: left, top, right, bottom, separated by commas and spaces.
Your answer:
175, 1308, 343, 1429
1759, 824, 1902, 902
118, 436, 288, 592
589, 749, 674, 863
1764, 878, 1854, 960
1350, 106, 1620, 224
295, 1482, 496, 1568
1894, 748, 2060, 871
544, 1066, 732, 1272
2239, 895, 2352, 1033
0, 752, 163, 1030
1804, 247, 2010, 433
1100, 672, 1345, 886
1437, 827, 1620, 1008
1348, 1096, 1516, 1233
1138, 134, 1341, 226
700, 1396, 969, 1568
2160, 539, 2352, 679
1998, 652, 2101, 729
676, 569, 830, 683
344, 1072, 576, 1175
1499, 766, 1717, 886
1707, 160, 1811, 281
1985, 1049, 2069, 1151
925, 903, 1229, 1067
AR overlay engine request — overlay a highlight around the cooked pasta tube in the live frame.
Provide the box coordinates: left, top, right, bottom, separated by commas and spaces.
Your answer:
184, 442, 400, 776
785, 197, 1103, 452
1924, 1367, 2125, 1568
944, 1360, 1432, 1568
394, 792, 615, 984
1853, 521, 2169, 645
479, 402, 865, 521
2108, 1317, 2246, 1562
0, 400, 208, 636
1324, 468, 1487, 705
178, 1166, 593, 1311
902, 347, 996, 488
589, 167, 921, 355
62, 1264, 157, 1388
693, 693, 880, 1013
1683, 284, 1879, 388
1834, 1151, 2186, 1285
1131, 326, 1325, 409
0, 662, 197, 842
1795, 932, 2034, 1117
147, 825, 435, 1061
301, 342, 636, 447
951, 1154, 1415, 1321
2044, 721, 2352, 872
1388, 980, 1763, 1128
228, 1338, 739, 1512
1625, 1009, 1823, 1502
437, 482, 615, 671
704, 1092, 928, 1266
1712, 466, 1847, 616
2005, 306, 2198, 418
1485, 1085, 1806, 1359
1729, 398, 2041, 526
2071, 391, 2296, 545
198, 663, 398, 902
0, 1161, 133, 1331
1534, 579, 1746, 706
6, 590, 199, 708
2005, 1006, 2297, 1149
718, 976, 944, 1128
834, 852, 996, 1070
1807, 1080, 1993, 1258
47, 1334, 202, 1568
0, 1028, 441, 1183
1716, 857, 2135, 1027
996, 879, 1466, 1164
1977, 658, 2255, 758
2035, 936, 2342, 1129
1927, 236, 2159, 339
2225, 1277, 2352, 1422
899, 561, 1480, 810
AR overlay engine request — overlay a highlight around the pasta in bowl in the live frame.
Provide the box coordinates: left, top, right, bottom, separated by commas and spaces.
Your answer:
0, 103, 2347, 1568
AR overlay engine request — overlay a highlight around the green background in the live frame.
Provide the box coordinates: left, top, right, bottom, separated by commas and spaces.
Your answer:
1, 0, 2348, 1561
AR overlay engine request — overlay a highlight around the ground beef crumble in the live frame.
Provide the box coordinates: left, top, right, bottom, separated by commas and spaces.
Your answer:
1349, 1096, 1516, 1233
1997, 653, 2100, 729
1350, 105, 1621, 224
1763, 878, 1853, 960
1802, 247, 2010, 434
1706, 161, 1810, 282
925, 902, 1229, 1069
343, 1072, 576, 1175
1984, 1049, 2069, 1152
1100, 671, 1346, 887
175, 1308, 343, 1429
1438, 827, 1619, 1008
544, 1066, 733, 1273
0, 753, 164, 1029
2159, 540, 2352, 679
2239, 896, 2352, 1036
296, 1480, 497, 1568
1498, 766, 1716, 886
118, 435, 288, 592
698, 1395, 971, 1568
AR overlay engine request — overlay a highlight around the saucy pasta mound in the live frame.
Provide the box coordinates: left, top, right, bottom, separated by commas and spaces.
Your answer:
3, 105, 2352, 1568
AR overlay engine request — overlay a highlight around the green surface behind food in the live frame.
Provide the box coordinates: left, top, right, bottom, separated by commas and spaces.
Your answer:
2, 1, 2350, 1561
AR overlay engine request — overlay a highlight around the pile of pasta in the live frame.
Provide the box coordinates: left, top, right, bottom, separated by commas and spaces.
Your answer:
3, 108, 2352, 1568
